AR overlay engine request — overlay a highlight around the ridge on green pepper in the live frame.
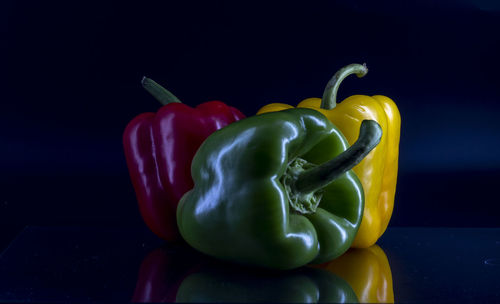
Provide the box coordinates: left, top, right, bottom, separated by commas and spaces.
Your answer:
177, 108, 382, 270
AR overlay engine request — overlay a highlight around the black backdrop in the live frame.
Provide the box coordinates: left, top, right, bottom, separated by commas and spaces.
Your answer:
1, 0, 500, 248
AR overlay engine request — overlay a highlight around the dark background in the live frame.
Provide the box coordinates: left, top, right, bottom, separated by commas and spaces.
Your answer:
1, 0, 500, 250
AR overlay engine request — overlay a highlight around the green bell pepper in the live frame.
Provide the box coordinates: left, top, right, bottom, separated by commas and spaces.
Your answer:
177, 108, 382, 269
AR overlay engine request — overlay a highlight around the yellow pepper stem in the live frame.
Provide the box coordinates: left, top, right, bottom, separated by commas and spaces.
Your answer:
321, 63, 368, 110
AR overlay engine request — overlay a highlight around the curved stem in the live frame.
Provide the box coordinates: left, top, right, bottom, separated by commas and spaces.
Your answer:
320, 63, 368, 110
141, 76, 182, 105
293, 120, 382, 194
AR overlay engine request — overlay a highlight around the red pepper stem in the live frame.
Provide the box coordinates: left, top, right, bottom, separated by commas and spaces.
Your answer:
320, 63, 368, 110
293, 120, 382, 194
141, 76, 182, 105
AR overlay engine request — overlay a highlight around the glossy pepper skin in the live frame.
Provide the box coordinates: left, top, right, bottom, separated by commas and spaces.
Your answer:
316, 245, 394, 303
177, 108, 382, 269
123, 78, 245, 241
257, 64, 401, 248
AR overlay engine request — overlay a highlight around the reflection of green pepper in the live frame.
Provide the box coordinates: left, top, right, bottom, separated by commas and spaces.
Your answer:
176, 265, 358, 303
177, 108, 382, 269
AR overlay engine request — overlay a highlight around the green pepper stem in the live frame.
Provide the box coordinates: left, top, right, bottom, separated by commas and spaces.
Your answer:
141, 76, 182, 105
320, 63, 368, 110
293, 120, 382, 194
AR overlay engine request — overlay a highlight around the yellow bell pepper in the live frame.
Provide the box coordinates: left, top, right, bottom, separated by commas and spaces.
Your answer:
316, 245, 394, 303
257, 63, 401, 248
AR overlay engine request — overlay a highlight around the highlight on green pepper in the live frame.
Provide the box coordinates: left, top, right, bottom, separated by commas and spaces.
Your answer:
177, 108, 382, 269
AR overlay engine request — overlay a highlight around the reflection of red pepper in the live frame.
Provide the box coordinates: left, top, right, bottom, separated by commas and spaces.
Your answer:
131, 246, 199, 303
123, 78, 245, 241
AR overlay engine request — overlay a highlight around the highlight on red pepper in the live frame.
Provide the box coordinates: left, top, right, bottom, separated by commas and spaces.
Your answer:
123, 78, 245, 241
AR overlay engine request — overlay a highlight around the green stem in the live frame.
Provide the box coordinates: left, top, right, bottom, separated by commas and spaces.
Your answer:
320, 63, 368, 110
141, 76, 182, 105
293, 120, 382, 194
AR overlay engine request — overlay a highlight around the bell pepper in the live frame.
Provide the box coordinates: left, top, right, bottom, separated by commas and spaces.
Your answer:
315, 245, 394, 303
177, 108, 382, 269
257, 63, 401, 248
123, 78, 245, 241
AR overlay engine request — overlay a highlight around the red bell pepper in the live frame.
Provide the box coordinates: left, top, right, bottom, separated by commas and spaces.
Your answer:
123, 78, 245, 241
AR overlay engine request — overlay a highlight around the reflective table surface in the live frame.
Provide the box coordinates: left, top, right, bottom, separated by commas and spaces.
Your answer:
0, 226, 499, 303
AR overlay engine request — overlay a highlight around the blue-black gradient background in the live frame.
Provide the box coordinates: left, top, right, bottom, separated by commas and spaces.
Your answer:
1, 0, 500, 249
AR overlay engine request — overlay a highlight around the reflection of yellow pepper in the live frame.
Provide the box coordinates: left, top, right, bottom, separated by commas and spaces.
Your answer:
257, 63, 401, 248
315, 245, 394, 303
